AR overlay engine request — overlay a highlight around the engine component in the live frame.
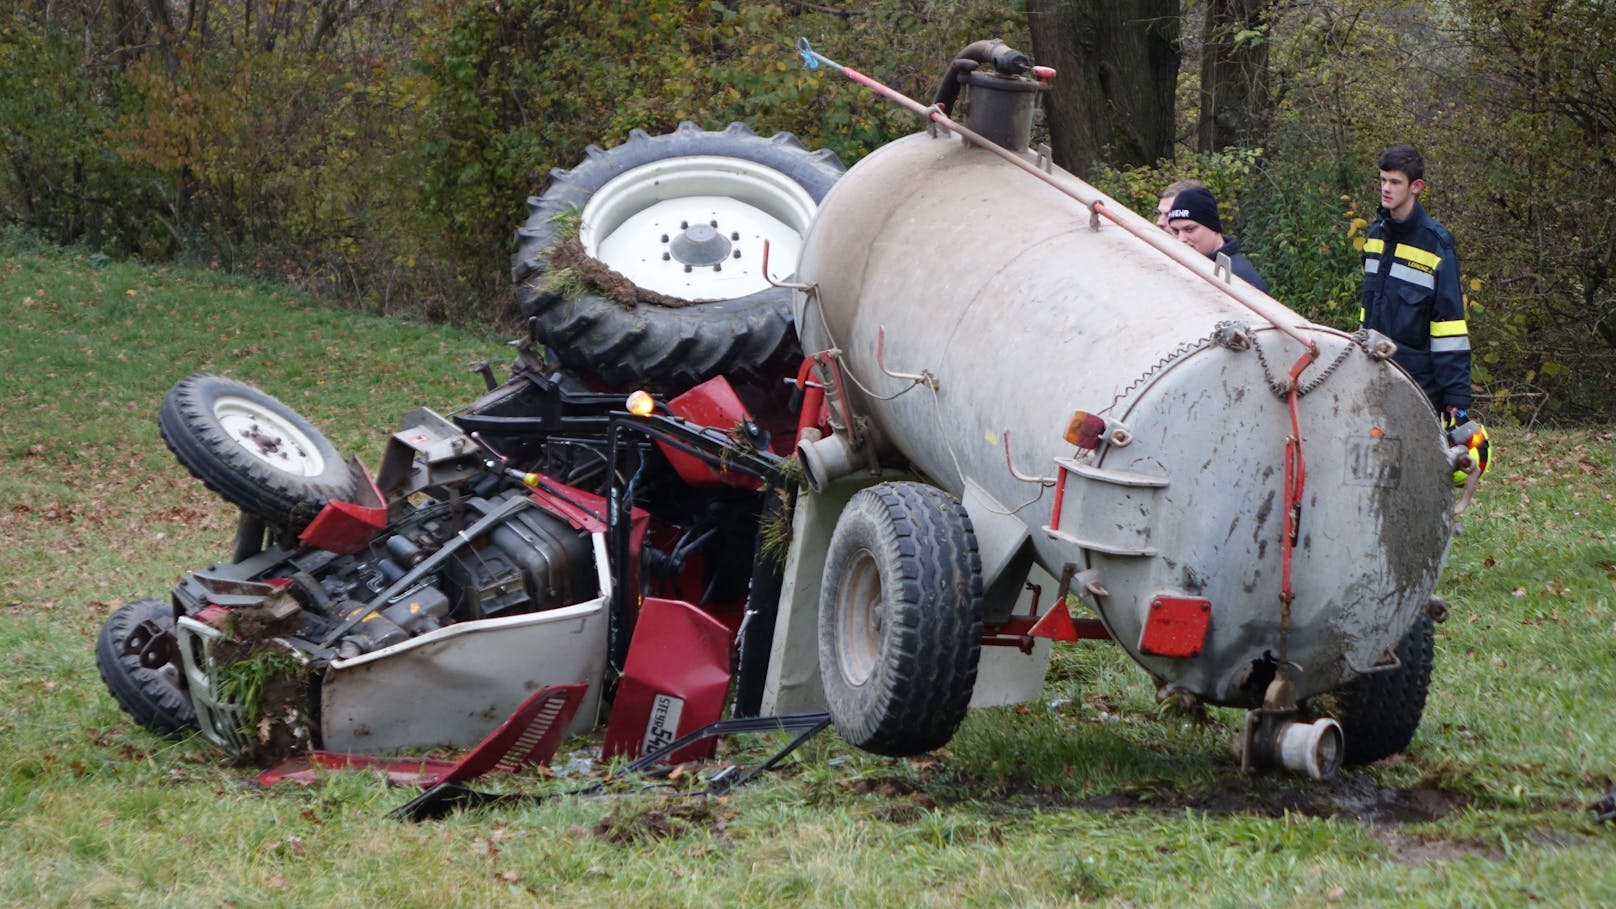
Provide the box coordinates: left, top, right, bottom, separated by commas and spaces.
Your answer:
446, 495, 594, 621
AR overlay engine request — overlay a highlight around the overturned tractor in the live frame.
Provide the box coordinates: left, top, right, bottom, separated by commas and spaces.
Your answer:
98, 43, 1474, 781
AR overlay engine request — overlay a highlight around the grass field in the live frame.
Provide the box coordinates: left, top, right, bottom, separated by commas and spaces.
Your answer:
3, 239, 1615, 907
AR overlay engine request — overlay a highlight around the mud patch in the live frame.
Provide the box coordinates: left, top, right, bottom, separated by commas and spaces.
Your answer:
841, 775, 933, 801
1369, 828, 1503, 865
1073, 774, 1466, 825
1186, 775, 1464, 824
550, 237, 695, 309
593, 797, 725, 845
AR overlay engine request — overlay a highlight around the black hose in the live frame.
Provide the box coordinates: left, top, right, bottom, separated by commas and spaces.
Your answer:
932, 39, 1031, 115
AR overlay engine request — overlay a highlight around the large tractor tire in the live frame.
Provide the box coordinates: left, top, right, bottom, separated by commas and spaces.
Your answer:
1333, 612, 1436, 765
512, 121, 844, 391
817, 482, 984, 756
96, 598, 199, 738
159, 374, 355, 532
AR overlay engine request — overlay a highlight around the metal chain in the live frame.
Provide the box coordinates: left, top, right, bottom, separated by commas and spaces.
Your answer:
1297, 329, 1371, 395
1251, 328, 1371, 399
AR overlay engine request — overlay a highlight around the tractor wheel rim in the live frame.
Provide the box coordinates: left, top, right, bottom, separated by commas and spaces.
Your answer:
212, 395, 327, 478
579, 156, 817, 301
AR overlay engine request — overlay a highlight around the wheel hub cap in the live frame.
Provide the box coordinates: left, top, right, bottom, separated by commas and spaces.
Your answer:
212, 395, 328, 478
668, 223, 734, 266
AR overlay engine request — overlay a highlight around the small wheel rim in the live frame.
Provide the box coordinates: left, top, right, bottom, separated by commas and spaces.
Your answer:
835, 548, 884, 687
579, 156, 817, 301
211, 394, 328, 478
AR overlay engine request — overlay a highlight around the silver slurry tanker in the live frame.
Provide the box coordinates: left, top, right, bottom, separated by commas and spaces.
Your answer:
782, 39, 1468, 778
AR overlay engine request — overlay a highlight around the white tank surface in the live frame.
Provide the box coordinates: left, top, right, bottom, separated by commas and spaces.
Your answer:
794, 129, 1455, 707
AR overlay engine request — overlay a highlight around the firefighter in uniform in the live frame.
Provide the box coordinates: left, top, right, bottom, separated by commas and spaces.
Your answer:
1361, 144, 1488, 482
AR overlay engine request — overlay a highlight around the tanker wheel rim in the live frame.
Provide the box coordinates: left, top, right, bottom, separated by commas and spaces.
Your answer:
579, 156, 817, 301
211, 394, 329, 478
834, 548, 885, 688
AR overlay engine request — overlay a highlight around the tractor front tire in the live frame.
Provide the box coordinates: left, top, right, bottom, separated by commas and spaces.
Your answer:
158, 374, 355, 532
96, 598, 199, 738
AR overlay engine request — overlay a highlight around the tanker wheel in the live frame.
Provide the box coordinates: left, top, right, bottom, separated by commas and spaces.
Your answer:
817, 482, 984, 756
158, 374, 356, 532
511, 121, 844, 391
96, 598, 199, 738
1331, 612, 1436, 765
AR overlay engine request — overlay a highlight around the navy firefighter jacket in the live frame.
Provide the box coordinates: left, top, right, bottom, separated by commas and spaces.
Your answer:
1360, 201, 1472, 412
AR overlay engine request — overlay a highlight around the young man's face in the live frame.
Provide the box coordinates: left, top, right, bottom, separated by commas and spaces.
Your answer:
1379, 170, 1424, 219
1156, 195, 1176, 230
1171, 219, 1223, 256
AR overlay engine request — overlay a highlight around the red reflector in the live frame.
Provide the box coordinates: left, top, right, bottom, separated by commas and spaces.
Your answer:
1064, 411, 1108, 449
1138, 596, 1211, 658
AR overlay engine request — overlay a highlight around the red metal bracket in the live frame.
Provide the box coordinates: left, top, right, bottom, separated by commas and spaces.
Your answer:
982, 599, 1112, 653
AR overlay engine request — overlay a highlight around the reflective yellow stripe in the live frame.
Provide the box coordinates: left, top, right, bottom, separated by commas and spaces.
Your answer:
1395, 243, 1441, 270
1363, 238, 1385, 254
1430, 319, 1468, 337
1358, 307, 1365, 323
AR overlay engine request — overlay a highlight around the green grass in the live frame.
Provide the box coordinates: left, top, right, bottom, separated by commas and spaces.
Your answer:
3, 239, 1616, 906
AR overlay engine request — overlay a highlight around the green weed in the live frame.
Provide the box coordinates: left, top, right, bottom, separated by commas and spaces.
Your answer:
213, 647, 304, 722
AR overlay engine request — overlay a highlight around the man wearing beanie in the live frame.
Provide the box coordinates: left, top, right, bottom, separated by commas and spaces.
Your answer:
1166, 186, 1269, 293
1156, 178, 1206, 231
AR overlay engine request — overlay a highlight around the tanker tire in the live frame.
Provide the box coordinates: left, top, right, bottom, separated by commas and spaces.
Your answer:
817, 482, 984, 757
1333, 613, 1435, 765
159, 374, 355, 532
96, 598, 199, 738
511, 121, 844, 391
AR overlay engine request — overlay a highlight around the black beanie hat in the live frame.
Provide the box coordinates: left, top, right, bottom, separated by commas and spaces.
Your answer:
1167, 186, 1222, 233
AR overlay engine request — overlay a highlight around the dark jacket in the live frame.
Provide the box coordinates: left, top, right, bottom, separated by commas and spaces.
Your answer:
1218, 237, 1268, 293
1360, 201, 1471, 412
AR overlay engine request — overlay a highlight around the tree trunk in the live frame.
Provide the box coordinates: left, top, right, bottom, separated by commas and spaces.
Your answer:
1196, 0, 1274, 152
1026, 0, 1180, 178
